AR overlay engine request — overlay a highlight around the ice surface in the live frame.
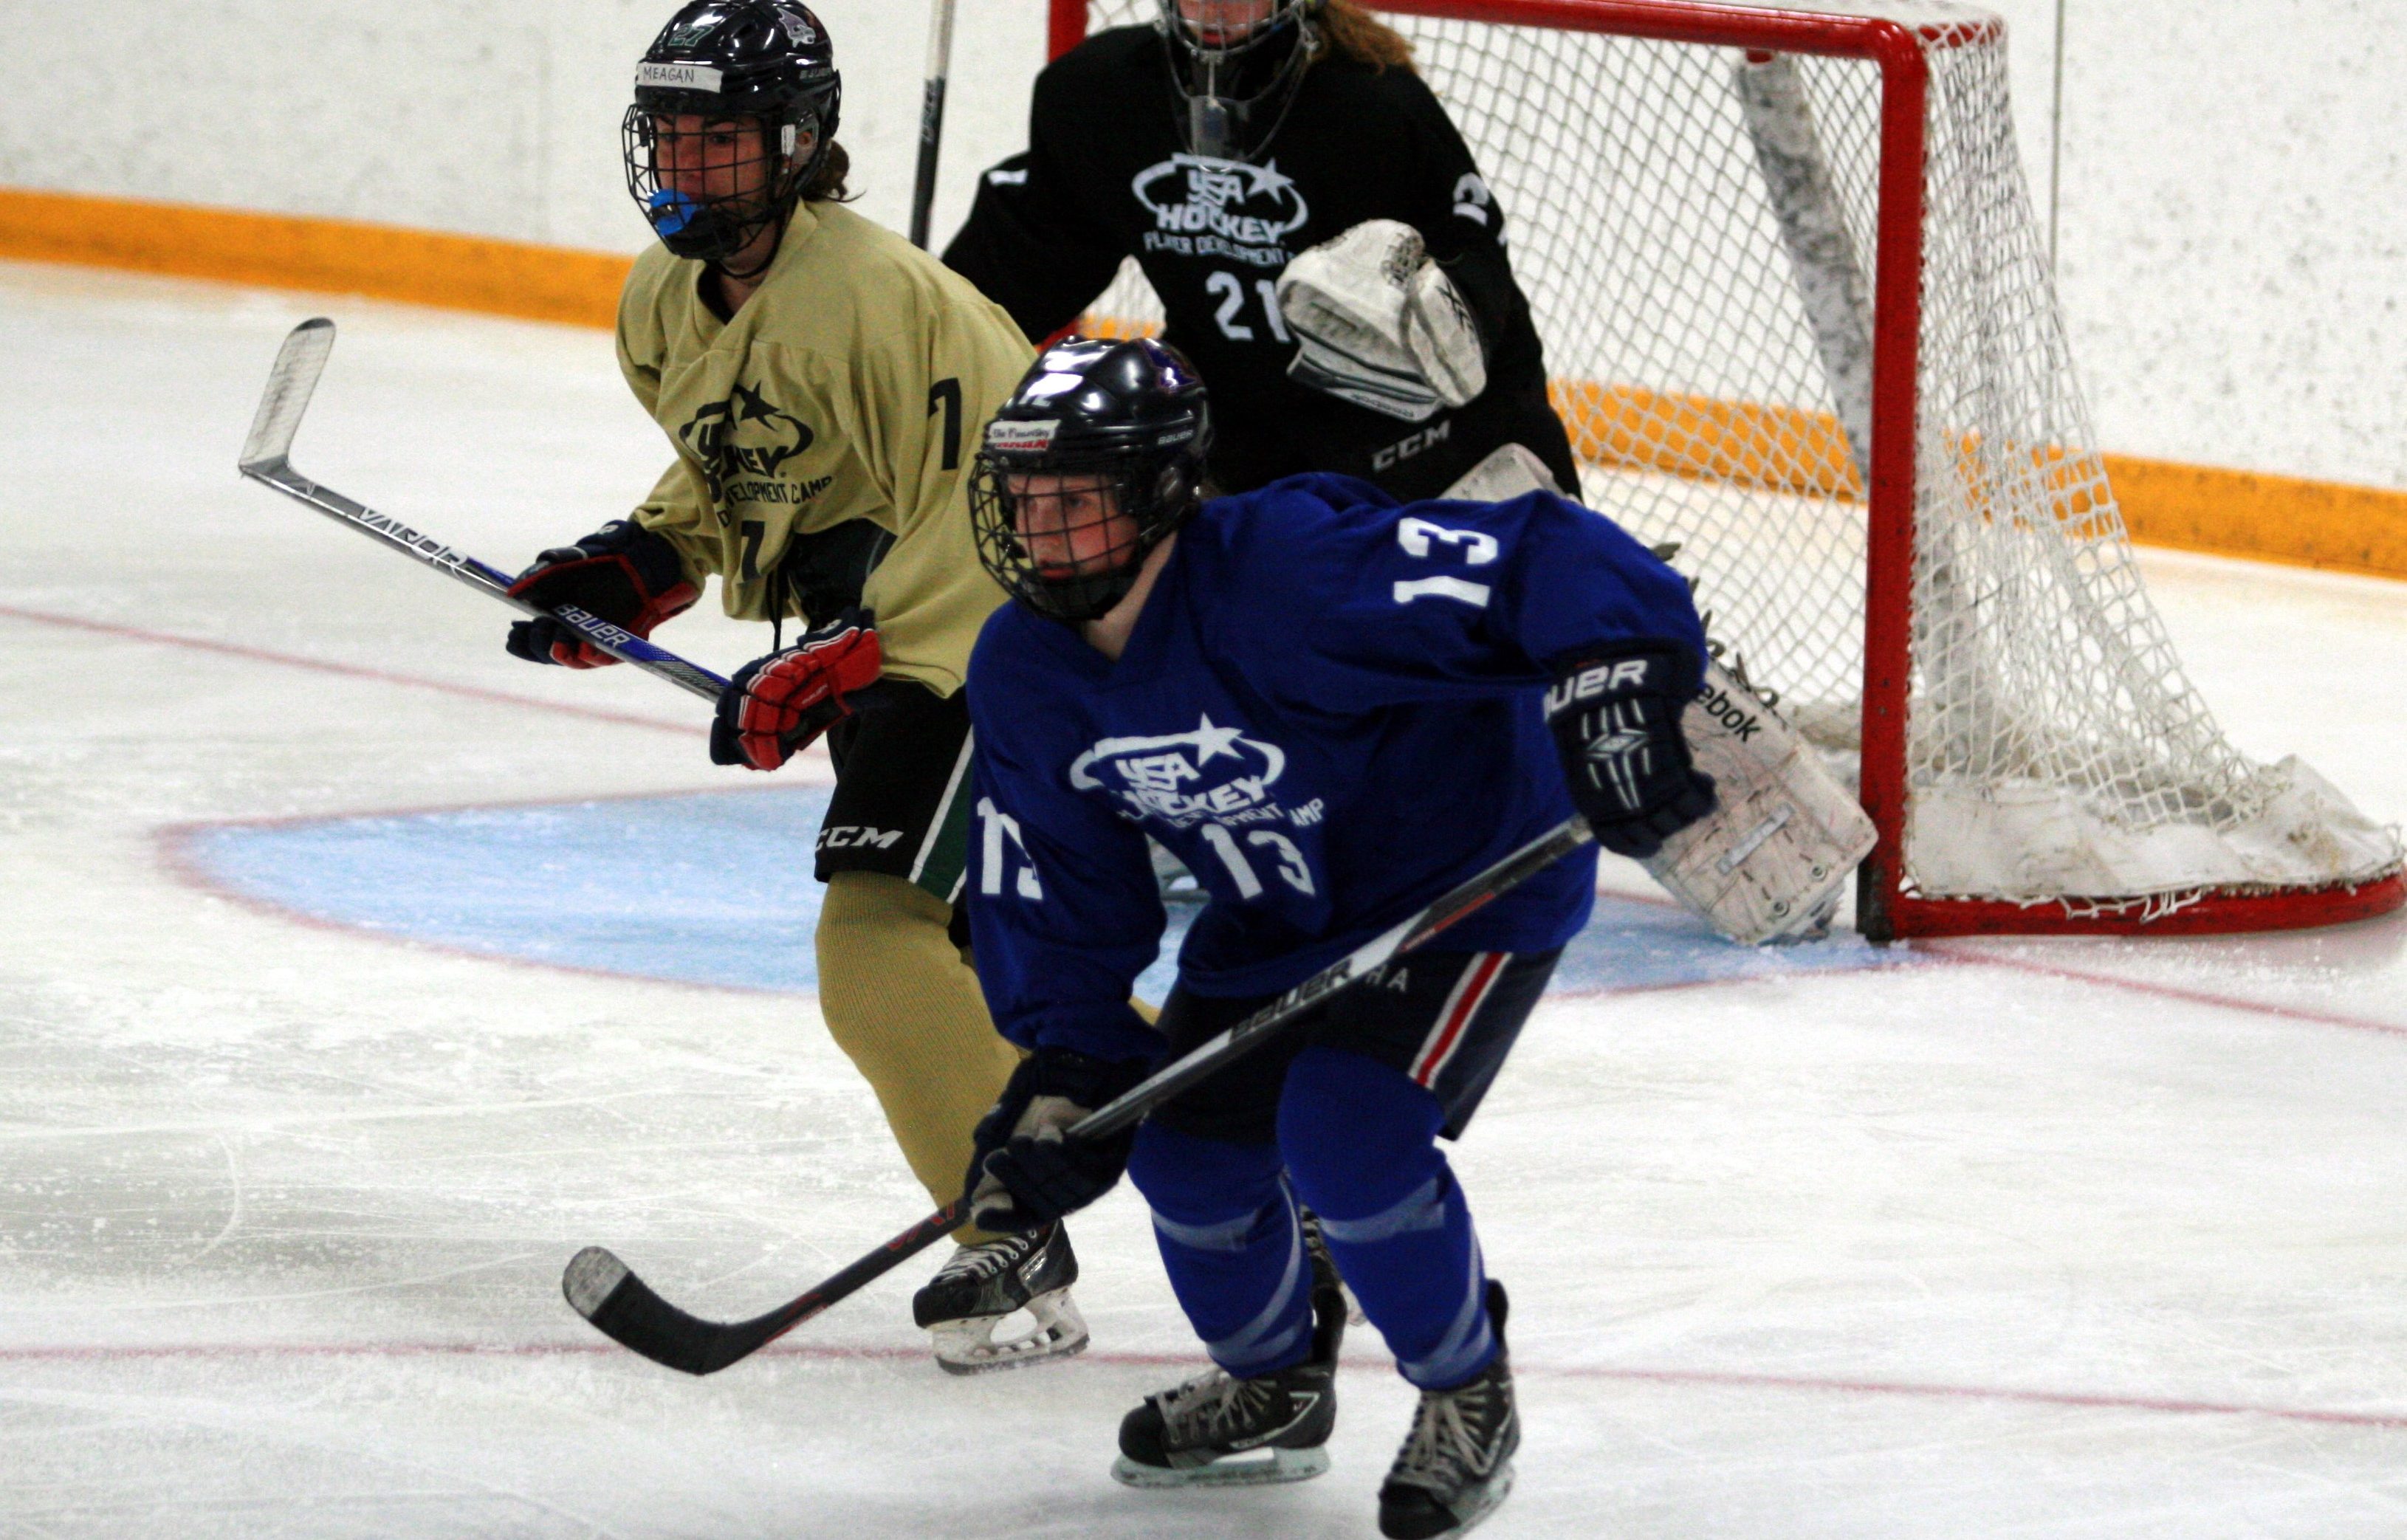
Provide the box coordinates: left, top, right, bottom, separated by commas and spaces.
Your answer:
2, 261, 2406, 1538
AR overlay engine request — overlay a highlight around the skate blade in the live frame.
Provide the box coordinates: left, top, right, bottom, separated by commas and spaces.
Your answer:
1111, 1445, 1330, 1489
931, 1288, 1090, 1376
1385, 1465, 1516, 1540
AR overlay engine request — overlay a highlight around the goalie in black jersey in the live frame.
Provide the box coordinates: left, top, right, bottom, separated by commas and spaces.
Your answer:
943, 0, 1581, 503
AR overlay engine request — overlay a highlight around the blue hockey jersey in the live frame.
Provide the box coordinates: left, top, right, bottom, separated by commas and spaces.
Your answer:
964, 472, 1706, 1065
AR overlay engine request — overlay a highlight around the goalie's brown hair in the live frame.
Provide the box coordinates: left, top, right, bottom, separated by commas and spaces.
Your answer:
1314, 1, 1418, 72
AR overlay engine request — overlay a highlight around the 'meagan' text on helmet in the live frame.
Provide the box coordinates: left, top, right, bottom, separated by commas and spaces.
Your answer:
622, 0, 843, 271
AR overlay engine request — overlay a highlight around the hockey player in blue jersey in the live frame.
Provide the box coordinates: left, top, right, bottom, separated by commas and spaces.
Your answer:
953, 337, 1714, 1539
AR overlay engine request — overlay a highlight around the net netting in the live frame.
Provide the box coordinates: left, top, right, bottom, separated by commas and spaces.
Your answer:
1079, 0, 2400, 913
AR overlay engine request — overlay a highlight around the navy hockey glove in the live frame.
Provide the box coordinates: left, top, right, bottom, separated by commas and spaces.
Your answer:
1547, 643, 1718, 859
965, 1048, 1154, 1233
709, 608, 884, 771
505, 520, 698, 668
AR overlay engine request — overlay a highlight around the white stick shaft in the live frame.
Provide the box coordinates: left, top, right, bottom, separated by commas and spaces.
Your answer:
236, 320, 729, 702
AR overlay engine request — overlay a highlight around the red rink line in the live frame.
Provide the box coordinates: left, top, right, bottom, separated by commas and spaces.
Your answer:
0, 602, 698, 736
1576, 881, 2407, 1039
7, 1338, 2404, 1432
1928, 943, 2407, 1040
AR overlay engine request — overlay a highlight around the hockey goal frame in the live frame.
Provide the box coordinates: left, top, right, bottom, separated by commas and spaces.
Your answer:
1045, 0, 2404, 942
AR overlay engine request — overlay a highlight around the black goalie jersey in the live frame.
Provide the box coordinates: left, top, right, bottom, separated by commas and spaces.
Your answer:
943, 25, 1578, 502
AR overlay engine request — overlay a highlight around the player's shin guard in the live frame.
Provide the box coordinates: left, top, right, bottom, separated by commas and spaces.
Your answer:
814, 873, 1023, 1230
1379, 1282, 1520, 1540
1119, 1124, 1340, 1486
1126, 1123, 1318, 1380
1278, 1046, 1499, 1391
817, 873, 1085, 1370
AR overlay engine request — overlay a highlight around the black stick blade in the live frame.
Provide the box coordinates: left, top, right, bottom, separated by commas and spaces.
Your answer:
563, 1245, 751, 1376
561, 1205, 961, 1377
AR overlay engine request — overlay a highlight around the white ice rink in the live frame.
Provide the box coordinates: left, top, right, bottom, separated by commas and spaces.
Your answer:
4, 261, 2406, 1539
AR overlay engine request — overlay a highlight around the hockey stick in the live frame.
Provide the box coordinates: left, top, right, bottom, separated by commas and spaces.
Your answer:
563, 813, 1596, 1375
907, 0, 959, 249
236, 318, 729, 702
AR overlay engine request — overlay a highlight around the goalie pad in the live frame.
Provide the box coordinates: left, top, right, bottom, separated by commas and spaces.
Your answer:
1642, 661, 1877, 943
1436, 450, 1875, 944
1277, 219, 1488, 422
1438, 442, 1564, 501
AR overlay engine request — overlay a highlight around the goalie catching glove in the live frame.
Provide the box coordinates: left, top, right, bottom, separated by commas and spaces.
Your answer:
710, 607, 883, 771
1547, 644, 1719, 859
964, 1047, 1154, 1233
1275, 219, 1487, 422
504, 520, 698, 668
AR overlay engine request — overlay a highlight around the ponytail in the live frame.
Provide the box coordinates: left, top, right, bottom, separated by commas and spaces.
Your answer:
800, 139, 854, 203
1314, 1, 1417, 72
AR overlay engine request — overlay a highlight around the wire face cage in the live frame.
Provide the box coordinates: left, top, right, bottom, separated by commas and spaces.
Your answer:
1060, 0, 2402, 939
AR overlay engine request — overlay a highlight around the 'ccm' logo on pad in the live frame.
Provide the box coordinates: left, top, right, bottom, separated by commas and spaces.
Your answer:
819, 825, 906, 851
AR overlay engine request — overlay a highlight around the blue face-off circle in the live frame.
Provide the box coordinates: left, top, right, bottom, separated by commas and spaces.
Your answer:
647, 188, 701, 236
179, 788, 1918, 1000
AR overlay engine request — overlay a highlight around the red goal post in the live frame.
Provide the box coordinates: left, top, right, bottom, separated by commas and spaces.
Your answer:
1046, 1, 2405, 941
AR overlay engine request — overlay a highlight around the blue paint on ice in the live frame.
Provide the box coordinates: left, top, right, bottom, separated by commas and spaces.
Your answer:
185, 788, 842, 993
182, 787, 1913, 1000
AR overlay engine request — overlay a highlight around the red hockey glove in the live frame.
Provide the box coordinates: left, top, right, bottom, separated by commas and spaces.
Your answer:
505, 520, 698, 668
1546, 642, 1718, 859
710, 608, 884, 771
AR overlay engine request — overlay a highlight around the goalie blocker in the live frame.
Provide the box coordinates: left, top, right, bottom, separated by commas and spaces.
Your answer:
1441, 444, 1876, 944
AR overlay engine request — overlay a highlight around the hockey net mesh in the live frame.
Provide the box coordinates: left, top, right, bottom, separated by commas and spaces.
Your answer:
1079, 1, 2400, 909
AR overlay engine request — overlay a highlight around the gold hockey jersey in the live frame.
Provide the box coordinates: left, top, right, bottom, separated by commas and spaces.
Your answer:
617, 200, 1034, 696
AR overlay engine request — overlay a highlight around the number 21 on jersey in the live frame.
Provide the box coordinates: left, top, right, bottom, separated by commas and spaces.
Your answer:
1205, 271, 1294, 345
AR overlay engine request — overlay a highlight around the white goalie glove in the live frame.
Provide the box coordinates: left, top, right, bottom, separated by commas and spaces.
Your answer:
1441, 445, 1877, 943
1276, 219, 1488, 422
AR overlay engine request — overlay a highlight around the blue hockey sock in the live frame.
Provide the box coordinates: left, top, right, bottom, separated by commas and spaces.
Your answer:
1126, 1120, 1316, 1379
1279, 1045, 1497, 1389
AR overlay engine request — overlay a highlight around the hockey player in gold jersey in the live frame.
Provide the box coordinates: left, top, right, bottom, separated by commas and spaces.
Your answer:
504, 0, 1079, 1373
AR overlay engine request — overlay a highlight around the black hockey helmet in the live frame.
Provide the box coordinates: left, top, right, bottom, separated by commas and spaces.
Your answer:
971, 338, 1214, 625
1156, 0, 1323, 162
622, 0, 842, 269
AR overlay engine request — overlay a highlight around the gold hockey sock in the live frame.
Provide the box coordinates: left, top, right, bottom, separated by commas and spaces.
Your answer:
816, 871, 1023, 1243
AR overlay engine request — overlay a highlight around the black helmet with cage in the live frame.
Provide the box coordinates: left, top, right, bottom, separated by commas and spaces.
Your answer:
1156, 0, 1324, 162
622, 0, 842, 269
970, 338, 1215, 625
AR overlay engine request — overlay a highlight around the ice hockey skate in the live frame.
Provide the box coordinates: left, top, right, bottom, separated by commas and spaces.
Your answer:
1378, 1282, 1520, 1539
1113, 1276, 1347, 1488
910, 1222, 1088, 1375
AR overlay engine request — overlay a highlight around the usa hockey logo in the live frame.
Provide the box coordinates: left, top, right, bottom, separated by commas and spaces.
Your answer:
1070, 714, 1289, 828
678, 381, 818, 512
1133, 155, 1310, 264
